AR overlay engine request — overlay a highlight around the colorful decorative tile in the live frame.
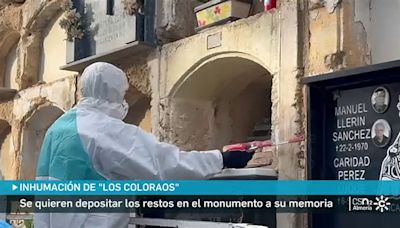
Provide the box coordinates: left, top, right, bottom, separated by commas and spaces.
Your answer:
196, 1, 232, 27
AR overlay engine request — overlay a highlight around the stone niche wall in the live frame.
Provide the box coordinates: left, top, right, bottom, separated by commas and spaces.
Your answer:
120, 58, 154, 133
159, 12, 280, 168
124, 85, 152, 132
38, 13, 70, 83
12, 76, 77, 179
20, 106, 64, 180
0, 29, 20, 89
168, 57, 273, 168
307, 0, 387, 75
4, 42, 18, 89
0, 0, 69, 90
0, 120, 12, 179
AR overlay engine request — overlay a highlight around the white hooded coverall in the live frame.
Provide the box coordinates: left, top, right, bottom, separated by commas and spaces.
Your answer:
34, 62, 224, 228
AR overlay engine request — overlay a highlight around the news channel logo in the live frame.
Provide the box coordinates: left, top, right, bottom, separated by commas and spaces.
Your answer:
347, 196, 400, 212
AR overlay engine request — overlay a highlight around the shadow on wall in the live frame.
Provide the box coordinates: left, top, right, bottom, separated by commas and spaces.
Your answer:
124, 85, 152, 132
4, 42, 18, 89
20, 106, 64, 180
38, 12, 71, 83
0, 30, 20, 89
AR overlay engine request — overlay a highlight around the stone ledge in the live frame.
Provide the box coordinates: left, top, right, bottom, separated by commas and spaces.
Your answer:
60, 41, 155, 72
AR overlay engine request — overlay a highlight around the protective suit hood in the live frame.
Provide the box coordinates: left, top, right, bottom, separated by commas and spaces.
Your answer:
78, 62, 129, 120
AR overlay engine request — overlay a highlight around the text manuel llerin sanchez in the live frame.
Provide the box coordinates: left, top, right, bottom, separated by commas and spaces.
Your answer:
333, 103, 370, 142
19, 182, 178, 193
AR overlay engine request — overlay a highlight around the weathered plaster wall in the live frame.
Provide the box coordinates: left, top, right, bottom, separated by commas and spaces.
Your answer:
0, 101, 17, 180
39, 14, 70, 83
0, 3, 21, 88
0, 134, 13, 178
124, 96, 152, 133
13, 76, 76, 120
158, 13, 280, 169
369, 0, 400, 63
120, 59, 154, 133
308, 6, 342, 75
0, 0, 67, 90
20, 105, 64, 179
0, 121, 13, 179
0, 0, 376, 227
219, 80, 270, 144
138, 109, 152, 132
4, 43, 18, 89
157, 3, 309, 228
7, 76, 76, 179
277, 1, 306, 228
160, 13, 280, 96
147, 51, 161, 138
342, 0, 371, 68
306, 0, 396, 76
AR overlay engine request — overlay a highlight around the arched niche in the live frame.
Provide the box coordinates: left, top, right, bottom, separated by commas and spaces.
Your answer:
124, 85, 152, 132
169, 56, 272, 150
19, 106, 64, 180
38, 14, 70, 83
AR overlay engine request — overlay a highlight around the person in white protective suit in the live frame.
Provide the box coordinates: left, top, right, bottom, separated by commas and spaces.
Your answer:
34, 62, 254, 228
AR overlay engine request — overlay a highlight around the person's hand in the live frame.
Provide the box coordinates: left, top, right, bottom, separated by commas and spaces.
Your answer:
221, 150, 255, 168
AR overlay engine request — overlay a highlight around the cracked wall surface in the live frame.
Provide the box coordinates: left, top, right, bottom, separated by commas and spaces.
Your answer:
0, 0, 156, 180
307, 0, 400, 76
20, 105, 64, 179
10, 76, 76, 179
159, 13, 280, 170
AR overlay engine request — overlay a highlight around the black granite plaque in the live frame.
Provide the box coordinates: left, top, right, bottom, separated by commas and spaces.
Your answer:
327, 84, 400, 181
305, 60, 400, 228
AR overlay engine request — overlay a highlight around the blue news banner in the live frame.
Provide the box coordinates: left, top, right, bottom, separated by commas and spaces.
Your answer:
0, 180, 399, 195
1, 181, 400, 214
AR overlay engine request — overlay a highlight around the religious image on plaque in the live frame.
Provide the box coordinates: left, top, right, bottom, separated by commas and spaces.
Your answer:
380, 131, 400, 180
371, 119, 391, 148
371, 86, 390, 113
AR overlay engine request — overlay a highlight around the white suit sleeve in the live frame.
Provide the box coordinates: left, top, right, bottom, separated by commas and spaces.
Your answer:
86, 119, 224, 180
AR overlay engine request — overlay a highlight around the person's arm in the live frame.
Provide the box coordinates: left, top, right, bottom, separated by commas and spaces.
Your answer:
126, 126, 225, 180
88, 121, 223, 180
